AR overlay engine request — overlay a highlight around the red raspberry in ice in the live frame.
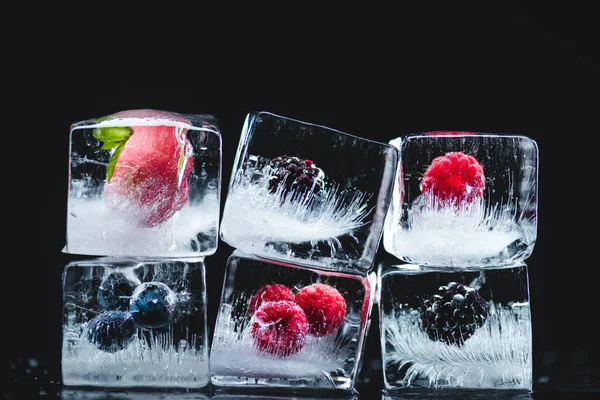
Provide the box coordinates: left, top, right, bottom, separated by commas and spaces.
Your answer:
247, 283, 295, 315
250, 300, 309, 357
96, 109, 194, 227
420, 151, 485, 204
294, 283, 347, 337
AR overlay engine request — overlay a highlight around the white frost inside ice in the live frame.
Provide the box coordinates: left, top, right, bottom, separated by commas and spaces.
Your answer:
66, 196, 219, 257
383, 303, 532, 390
210, 304, 351, 382
392, 196, 531, 266
221, 162, 372, 245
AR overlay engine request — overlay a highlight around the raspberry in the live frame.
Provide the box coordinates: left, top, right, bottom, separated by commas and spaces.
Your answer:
294, 283, 347, 337
420, 151, 485, 204
420, 282, 490, 346
250, 300, 309, 357
247, 283, 295, 315
267, 155, 325, 200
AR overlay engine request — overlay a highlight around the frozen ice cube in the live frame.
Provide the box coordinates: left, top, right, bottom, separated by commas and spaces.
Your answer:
61, 257, 209, 389
209, 250, 375, 392
383, 132, 538, 267
220, 111, 398, 273
378, 260, 533, 393
64, 109, 222, 257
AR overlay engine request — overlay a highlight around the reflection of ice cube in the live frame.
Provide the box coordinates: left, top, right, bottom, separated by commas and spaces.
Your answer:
61, 257, 209, 389
210, 250, 375, 392
221, 111, 398, 272
378, 261, 532, 394
383, 133, 538, 268
65, 109, 222, 257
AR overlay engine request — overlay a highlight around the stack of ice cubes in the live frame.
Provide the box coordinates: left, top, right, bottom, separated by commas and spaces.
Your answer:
378, 131, 538, 396
61, 109, 222, 390
211, 111, 399, 394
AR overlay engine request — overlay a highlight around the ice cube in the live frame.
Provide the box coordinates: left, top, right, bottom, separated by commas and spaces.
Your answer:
383, 132, 538, 267
220, 111, 398, 273
378, 259, 533, 394
61, 257, 209, 389
64, 109, 222, 257
209, 250, 375, 392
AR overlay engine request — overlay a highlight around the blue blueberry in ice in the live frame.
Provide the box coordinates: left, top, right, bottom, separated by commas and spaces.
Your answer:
129, 281, 176, 329
97, 271, 141, 311
86, 310, 136, 352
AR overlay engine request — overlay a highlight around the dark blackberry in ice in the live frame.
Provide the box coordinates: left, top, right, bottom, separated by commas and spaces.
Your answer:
97, 271, 141, 311
86, 310, 136, 352
129, 281, 176, 329
420, 281, 490, 346
267, 155, 325, 199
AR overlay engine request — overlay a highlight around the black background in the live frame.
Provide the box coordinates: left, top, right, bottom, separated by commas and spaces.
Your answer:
3, 2, 599, 399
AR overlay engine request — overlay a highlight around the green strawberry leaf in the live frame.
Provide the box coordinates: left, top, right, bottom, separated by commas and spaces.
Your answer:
106, 141, 127, 182
92, 126, 133, 181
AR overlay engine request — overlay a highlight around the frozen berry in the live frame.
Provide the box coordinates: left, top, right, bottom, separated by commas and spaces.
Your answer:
247, 283, 295, 315
97, 271, 141, 311
96, 109, 195, 227
294, 283, 346, 337
86, 310, 136, 352
250, 300, 309, 357
420, 151, 485, 204
267, 155, 325, 199
129, 282, 176, 329
420, 282, 490, 346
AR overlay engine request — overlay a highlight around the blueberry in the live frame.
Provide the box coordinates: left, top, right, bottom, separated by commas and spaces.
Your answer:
97, 271, 141, 311
86, 310, 136, 352
129, 282, 176, 329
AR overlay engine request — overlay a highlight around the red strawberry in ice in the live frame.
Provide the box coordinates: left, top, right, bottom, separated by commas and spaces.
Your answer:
420, 151, 485, 205
250, 300, 309, 357
294, 283, 347, 337
95, 109, 194, 227
247, 283, 295, 315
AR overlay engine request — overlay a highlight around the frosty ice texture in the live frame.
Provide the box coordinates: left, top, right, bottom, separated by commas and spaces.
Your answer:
220, 111, 398, 272
383, 133, 538, 267
61, 257, 209, 389
210, 250, 375, 392
65, 109, 222, 257
378, 261, 532, 393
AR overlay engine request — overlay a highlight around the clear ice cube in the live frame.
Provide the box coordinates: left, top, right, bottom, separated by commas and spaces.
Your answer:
220, 111, 398, 272
378, 260, 533, 394
209, 250, 375, 392
383, 132, 538, 267
61, 257, 209, 389
65, 109, 222, 257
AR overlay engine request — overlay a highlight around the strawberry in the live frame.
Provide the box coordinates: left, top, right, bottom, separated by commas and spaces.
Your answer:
294, 283, 346, 337
250, 300, 309, 357
419, 151, 485, 204
247, 283, 295, 315
94, 109, 194, 227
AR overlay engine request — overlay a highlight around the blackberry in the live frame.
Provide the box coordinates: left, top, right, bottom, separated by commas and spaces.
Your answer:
129, 282, 176, 329
420, 281, 489, 346
97, 271, 141, 311
267, 155, 325, 199
86, 310, 136, 352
